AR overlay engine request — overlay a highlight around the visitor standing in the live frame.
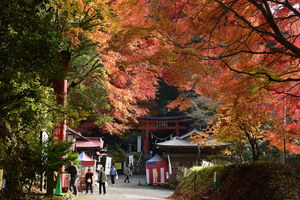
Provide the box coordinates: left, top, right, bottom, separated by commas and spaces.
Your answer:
124, 165, 131, 183
98, 167, 107, 195
110, 165, 118, 185
65, 161, 78, 196
85, 168, 93, 194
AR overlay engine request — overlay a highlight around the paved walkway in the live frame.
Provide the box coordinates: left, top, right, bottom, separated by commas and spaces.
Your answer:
76, 175, 174, 200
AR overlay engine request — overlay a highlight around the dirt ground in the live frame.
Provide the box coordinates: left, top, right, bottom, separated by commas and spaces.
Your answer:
76, 174, 174, 200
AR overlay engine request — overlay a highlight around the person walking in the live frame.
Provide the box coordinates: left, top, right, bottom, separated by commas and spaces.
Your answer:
110, 165, 118, 186
85, 168, 93, 194
65, 161, 78, 196
98, 167, 107, 195
124, 165, 131, 183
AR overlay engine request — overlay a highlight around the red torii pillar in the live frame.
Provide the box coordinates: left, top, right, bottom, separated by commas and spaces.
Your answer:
53, 79, 67, 141
138, 116, 186, 154
144, 122, 150, 153
53, 51, 70, 143
53, 51, 70, 191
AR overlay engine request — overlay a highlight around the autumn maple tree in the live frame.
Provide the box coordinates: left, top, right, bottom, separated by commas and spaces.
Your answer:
138, 0, 300, 153
45, 0, 162, 134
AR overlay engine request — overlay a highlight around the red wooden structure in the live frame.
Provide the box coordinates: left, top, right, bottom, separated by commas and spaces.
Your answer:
138, 116, 186, 153
53, 52, 70, 190
53, 54, 69, 142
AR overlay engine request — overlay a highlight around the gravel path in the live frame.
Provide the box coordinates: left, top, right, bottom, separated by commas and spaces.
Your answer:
75, 175, 174, 200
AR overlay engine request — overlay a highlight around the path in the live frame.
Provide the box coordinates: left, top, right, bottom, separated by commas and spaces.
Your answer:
76, 175, 174, 200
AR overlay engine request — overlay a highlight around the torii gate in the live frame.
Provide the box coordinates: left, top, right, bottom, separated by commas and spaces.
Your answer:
138, 116, 186, 153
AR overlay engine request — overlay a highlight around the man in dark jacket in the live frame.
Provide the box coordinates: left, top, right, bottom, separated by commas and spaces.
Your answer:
85, 168, 93, 194
65, 161, 78, 196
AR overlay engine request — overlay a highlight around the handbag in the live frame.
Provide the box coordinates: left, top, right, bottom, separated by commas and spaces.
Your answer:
115, 175, 118, 180
87, 178, 92, 183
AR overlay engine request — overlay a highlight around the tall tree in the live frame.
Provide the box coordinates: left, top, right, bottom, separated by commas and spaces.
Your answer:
0, 1, 73, 198
139, 0, 300, 153
47, 0, 161, 134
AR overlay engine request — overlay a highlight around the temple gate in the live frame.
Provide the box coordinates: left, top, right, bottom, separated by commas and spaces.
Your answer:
138, 116, 186, 154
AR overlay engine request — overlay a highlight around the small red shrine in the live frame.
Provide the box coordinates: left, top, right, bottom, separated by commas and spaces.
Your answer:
146, 154, 168, 185
138, 116, 186, 153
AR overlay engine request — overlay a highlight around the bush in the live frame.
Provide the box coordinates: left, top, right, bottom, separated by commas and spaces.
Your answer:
171, 162, 300, 200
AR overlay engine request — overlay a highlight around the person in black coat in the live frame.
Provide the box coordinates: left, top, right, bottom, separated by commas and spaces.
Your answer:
65, 161, 78, 196
85, 168, 93, 194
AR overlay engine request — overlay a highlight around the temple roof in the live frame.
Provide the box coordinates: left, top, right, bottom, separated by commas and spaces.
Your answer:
76, 137, 104, 148
179, 128, 205, 139
67, 126, 104, 149
146, 154, 166, 163
156, 137, 228, 147
139, 116, 185, 120
156, 129, 229, 148
67, 127, 89, 141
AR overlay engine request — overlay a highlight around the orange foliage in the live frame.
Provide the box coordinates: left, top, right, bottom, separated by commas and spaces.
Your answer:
52, 0, 300, 149
50, 0, 161, 134
141, 0, 300, 152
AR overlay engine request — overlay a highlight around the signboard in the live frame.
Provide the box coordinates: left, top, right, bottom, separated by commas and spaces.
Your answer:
105, 157, 112, 175
114, 163, 122, 170
202, 160, 213, 167
40, 130, 49, 143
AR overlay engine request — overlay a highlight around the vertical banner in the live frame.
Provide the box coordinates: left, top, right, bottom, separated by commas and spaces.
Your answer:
160, 168, 165, 183
146, 169, 149, 184
40, 130, 49, 191
167, 154, 172, 175
137, 136, 142, 152
105, 157, 112, 175
128, 155, 134, 166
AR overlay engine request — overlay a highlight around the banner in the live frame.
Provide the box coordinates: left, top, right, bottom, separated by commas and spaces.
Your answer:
128, 155, 134, 166
167, 155, 172, 175
105, 157, 112, 175
137, 136, 142, 152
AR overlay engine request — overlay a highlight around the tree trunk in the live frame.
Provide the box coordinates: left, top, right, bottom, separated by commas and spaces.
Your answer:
46, 171, 54, 197
244, 130, 260, 162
